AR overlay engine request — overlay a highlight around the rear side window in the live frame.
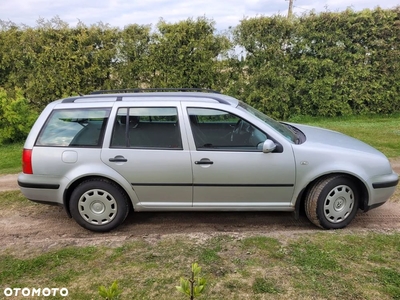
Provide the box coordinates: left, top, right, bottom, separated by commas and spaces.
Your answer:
36, 108, 110, 147
111, 107, 182, 149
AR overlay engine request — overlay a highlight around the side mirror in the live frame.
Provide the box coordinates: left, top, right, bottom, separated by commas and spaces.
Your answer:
262, 139, 276, 153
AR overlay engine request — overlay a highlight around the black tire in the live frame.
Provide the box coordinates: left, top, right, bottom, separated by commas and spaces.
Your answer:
69, 178, 130, 232
305, 175, 359, 229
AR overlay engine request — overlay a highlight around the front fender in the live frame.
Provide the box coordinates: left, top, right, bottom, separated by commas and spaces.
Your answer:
291, 160, 371, 206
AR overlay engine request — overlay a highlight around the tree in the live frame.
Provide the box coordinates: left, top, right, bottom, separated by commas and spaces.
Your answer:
234, 16, 296, 118
149, 17, 231, 89
115, 24, 152, 88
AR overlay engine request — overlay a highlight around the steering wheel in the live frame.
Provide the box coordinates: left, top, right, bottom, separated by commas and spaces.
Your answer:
230, 119, 250, 142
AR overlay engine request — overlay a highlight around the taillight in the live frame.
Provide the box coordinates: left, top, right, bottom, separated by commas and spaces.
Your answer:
22, 149, 33, 174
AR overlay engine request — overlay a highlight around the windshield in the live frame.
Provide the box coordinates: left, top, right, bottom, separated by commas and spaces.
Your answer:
237, 101, 297, 143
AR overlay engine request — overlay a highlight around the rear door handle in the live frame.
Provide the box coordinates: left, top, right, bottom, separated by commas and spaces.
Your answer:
195, 158, 214, 165
109, 155, 128, 162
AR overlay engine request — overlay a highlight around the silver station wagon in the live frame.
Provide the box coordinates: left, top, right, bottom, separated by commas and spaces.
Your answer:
18, 89, 398, 232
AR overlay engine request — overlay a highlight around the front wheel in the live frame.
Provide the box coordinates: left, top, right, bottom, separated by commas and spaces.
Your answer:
305, 175, 359, 229
69, 179, 130, 232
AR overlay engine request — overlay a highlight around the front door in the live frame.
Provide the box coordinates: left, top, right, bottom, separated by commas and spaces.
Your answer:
186, 107, 296, 209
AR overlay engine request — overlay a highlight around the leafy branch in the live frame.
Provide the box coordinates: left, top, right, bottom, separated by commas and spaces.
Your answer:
176, 263, 207, 299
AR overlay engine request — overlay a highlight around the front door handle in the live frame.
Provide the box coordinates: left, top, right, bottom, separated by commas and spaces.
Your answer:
109, 155, 128, 162
195, 158, 214, 165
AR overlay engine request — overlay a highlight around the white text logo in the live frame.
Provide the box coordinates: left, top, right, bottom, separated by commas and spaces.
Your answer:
4, 287, 69, 297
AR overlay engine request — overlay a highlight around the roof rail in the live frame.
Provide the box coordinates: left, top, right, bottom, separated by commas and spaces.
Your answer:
89, 88, 221, 95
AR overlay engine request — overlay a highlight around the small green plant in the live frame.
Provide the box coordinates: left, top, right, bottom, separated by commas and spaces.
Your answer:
252, 277, 279, 294
98, 280, 122, 300
176, 263, 207, 299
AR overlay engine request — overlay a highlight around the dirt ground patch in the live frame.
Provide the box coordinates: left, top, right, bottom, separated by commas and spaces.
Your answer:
1, 159, 399, 255
0, 174, 19, 192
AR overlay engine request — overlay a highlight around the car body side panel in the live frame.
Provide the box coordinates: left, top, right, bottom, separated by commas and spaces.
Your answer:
190, 151, 296, 206
101, 149, 193, 207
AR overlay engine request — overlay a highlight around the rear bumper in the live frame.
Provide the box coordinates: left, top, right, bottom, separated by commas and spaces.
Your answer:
18, 173, 65, 206
18, 180, 60, 190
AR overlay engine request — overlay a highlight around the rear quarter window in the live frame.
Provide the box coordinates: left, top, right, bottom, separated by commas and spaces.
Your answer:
35, 108, 110, 147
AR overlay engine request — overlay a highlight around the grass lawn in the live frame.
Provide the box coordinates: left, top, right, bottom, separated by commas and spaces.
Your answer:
0, 143, 22, 174
0, 210, 399, 300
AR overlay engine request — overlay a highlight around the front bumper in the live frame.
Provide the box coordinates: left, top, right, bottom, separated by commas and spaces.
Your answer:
367, 171, 399, 211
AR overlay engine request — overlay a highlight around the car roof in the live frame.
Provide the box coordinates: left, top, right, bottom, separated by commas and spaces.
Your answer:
60, 89, 239, 107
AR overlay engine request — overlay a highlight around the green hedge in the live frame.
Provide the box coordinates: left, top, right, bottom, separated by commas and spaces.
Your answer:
0, 8, 399, 143
232, 8, 400, 117
0, 88, 38, 144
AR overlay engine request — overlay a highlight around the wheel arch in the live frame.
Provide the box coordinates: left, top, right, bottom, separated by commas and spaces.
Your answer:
63, 175, 134, 218
294, 172, 369, 219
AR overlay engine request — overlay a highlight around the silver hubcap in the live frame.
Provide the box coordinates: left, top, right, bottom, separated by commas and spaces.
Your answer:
78, 189, 117, 225
323, 185, 354, 223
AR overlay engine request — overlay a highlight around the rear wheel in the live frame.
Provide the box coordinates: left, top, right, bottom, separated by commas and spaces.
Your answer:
305, 175, 359, 229
69, 179, 130, 232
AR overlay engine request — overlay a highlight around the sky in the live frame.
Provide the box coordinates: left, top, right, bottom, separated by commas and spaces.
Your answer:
0, 0, 399, 31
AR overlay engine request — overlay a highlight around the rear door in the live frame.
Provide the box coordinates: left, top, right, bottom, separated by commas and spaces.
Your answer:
101, 104, 193, 207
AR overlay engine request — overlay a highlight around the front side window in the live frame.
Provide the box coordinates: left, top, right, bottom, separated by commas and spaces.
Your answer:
188, 108, 267, 151
111, 107, 182, 149
36, 108, 110, 147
